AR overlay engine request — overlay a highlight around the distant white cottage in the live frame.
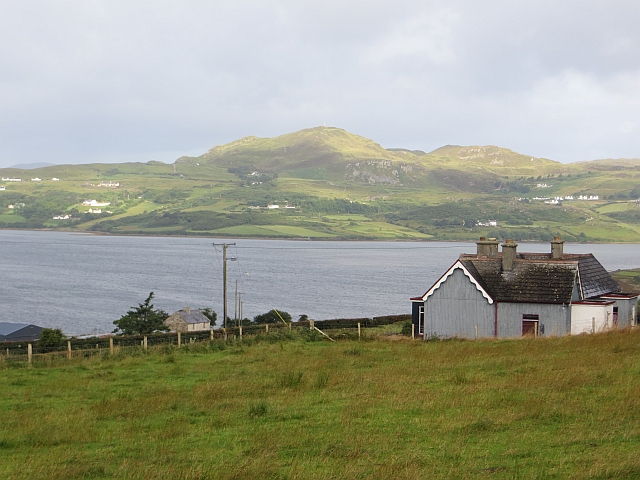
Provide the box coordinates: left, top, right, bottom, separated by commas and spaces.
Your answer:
82, 200, 111, 207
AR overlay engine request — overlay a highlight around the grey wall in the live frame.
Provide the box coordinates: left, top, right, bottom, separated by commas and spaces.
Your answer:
497, 302, 570, 337
422, 268, 495, 339
611, 298, 639, 328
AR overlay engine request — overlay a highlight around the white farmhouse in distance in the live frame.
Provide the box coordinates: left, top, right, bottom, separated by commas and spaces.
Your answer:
82, 200, 111, 207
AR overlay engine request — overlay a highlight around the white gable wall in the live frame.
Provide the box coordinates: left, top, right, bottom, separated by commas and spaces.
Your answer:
571, 304, 613, 334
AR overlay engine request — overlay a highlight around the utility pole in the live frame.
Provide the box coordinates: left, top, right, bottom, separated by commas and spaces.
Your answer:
213, 242, 236, 330
234, 280, 238, 327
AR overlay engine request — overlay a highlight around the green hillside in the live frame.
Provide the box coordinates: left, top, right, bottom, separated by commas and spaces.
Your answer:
1, 126, 640, 242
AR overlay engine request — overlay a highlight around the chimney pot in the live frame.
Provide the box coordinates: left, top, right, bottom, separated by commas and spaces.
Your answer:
184, 307, 190, 314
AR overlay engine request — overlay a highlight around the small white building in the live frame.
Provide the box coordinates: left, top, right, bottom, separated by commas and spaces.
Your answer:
571, 301, 614, 335
82, 200, 111, 207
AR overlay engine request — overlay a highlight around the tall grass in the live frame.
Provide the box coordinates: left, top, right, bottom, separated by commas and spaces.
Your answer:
2, 330, 640, 478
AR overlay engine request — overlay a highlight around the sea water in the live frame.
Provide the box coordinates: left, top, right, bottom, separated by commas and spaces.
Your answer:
1, 230, 638, 336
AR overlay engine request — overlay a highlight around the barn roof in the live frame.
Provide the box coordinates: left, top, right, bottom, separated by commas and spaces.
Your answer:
172, 309, 210, 324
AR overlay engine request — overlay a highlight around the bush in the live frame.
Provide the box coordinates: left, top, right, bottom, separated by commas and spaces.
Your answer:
39, 328, 66, 348
401, 321, 413, 336
253, 309, 292, 324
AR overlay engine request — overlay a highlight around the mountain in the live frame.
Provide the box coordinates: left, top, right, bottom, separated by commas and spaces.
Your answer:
179, 127, 406, 170
176, 127, 571, 187
426, 145, 562, 175
1, 126, 640, 242
8, 162, 56, 169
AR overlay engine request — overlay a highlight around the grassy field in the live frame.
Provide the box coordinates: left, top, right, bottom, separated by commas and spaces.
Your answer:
2, 329, 640, 479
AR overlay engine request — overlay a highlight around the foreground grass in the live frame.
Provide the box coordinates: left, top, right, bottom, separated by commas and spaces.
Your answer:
2, 331, 640, 479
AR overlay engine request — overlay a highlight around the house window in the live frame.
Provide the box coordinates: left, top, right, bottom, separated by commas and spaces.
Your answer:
522, 314, 539, 337
418, 306, 424, 335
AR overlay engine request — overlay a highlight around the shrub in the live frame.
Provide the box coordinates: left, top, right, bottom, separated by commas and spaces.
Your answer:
254, 309, 292, 324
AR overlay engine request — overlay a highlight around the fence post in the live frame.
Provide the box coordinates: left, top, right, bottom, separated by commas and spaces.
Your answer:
210, 329, 213, 341
411, 324, 415, 339
178, 331, 181, 347
475, 325, 478, 340
27, 343, 32, 366
358, 322, 361, 340
239, 326, 243, 339
310, 319, 314, 331
266, 324, 269, 334
109, 337, 114, 355
143, 336, 148, 351
288, 322, 291, 332
6, 348, 9, 358
67, 340, 72, 359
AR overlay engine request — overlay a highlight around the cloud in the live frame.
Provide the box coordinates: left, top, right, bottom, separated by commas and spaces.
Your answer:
0, 1, 639, 167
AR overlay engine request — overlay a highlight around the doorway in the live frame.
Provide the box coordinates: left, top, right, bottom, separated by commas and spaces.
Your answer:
522, 314, 539, 337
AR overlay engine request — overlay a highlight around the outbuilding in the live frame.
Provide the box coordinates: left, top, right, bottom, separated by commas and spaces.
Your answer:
0, 322, 45, 342
410, 237, 639, 339
164, 307, 211, 333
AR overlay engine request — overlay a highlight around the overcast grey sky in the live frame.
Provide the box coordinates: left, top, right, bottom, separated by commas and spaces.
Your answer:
1, 1, 639, 168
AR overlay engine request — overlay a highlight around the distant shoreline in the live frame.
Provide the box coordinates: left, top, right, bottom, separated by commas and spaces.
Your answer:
1, 226, 639, 244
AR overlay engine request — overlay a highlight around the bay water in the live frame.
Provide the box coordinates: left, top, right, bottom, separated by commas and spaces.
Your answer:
1, 230, 638, 336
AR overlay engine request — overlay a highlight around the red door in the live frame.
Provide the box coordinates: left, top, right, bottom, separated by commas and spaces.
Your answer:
522, 321, 538, 337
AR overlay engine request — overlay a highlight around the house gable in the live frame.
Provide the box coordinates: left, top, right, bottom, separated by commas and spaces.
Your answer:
415, 260, 494, 305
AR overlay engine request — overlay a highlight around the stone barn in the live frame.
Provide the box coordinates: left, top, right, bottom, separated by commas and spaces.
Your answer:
164, 307, 211, 333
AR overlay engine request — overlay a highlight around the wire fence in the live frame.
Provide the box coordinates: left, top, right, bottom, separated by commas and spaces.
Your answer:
0, 314, 411, 367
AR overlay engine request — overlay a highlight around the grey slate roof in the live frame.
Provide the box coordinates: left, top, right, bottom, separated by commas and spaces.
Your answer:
0, 322, 31, 336
174, 309, 210, 324
0, 323, 44, 342
458, 252, 620, 303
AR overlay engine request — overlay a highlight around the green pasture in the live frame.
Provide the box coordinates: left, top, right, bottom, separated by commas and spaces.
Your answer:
2, 330, 640, 479
322, 214, 372, 221
343, 221, 432, 239
212, 225, 336, 238
0, 214, 26, 223
596, 202, 636, 214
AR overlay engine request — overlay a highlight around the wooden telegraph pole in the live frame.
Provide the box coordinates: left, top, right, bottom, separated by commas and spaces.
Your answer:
213, 242, 236, 331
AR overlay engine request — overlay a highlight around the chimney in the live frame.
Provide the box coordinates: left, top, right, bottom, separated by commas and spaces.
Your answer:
476, 237, 500, 257
501, 239, 518, 270
184, 307, 190, 314
488, 238, 499, 257
551, 235, 564, 259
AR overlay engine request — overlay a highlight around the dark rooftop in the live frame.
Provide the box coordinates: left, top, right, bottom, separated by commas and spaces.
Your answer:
457, 250, 620, 303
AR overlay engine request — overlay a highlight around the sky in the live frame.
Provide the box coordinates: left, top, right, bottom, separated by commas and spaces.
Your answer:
1, 1, 639, 168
